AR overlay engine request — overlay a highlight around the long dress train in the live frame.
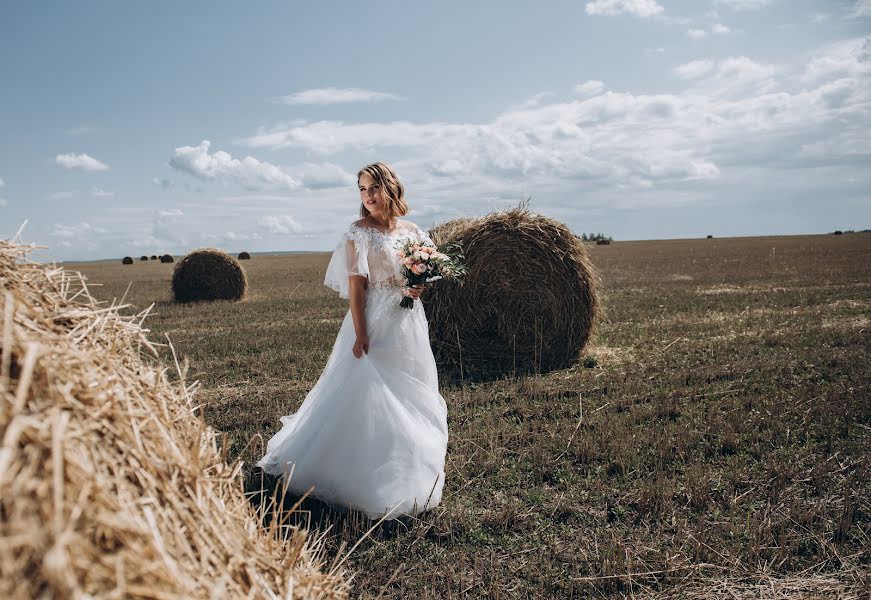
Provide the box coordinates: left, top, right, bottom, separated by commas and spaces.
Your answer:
256, 222, 449, 520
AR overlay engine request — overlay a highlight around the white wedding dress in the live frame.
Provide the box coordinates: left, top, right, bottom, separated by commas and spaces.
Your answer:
257, 221, 449, 520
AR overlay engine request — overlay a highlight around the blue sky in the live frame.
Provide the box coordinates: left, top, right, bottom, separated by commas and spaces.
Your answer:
1, 0, 869, 261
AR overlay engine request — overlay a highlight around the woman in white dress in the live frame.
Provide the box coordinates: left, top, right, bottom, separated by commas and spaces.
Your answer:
257, 162, 449, 520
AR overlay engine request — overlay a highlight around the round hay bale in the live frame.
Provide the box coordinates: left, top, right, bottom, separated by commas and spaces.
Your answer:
706, 235, 714, 239
160, 254, 174, 263
422, 207, 600, 381
238, 251, 251, 260
0, 239, 350, 599
150, 254, 158, 260
596, 239, 611, 245
122, 256, 134, 265
139, 255, 148, 261
172, 247, 248, 303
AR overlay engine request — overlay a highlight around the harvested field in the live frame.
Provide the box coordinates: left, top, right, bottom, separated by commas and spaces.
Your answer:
65, 233, 871, 598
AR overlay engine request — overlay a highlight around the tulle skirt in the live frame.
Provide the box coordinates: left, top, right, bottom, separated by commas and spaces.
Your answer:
256, 287, 449, 520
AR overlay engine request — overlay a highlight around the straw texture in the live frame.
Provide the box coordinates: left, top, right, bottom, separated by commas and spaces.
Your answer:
422, 206, 601, 381
172, 248, 248, 303
0, 239, 350, 599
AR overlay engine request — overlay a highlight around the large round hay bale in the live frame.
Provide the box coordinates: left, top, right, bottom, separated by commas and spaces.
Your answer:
122, 256, 133, 265
238, 251, 251, 260
150, 254, 158, 260
160, 254, 174, 263
422, 207, 600, 381
172, 247, 248, 303
139, 255, 148, 261
0, 239, 349, 599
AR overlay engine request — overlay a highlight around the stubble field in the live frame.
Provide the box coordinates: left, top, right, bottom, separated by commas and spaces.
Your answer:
67, 233, 871, 598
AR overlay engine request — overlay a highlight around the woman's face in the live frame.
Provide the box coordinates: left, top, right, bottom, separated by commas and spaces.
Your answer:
359, 172, 386, 216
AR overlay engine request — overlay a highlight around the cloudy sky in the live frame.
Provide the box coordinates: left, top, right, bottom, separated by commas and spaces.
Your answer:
1, 1, 869, 262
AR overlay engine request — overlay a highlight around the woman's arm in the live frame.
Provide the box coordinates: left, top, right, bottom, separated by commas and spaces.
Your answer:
349, 274, 369, 358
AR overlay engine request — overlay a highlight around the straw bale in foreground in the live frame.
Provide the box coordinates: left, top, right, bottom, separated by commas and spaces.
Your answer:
423, 207, 601, 380
0, 239, 349, 599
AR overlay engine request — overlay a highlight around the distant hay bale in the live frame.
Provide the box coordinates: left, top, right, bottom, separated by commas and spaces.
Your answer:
834, 230, 843, 235
596, 239, 611, 245
160, 254, 174, 263
238, 251, 251, 260
0, 239, 350, 599
122, 256, 133, 264
150, 255, 158, 260
139, 255, 148, 261
423, 207, 600, 380
172, 248, 248, 303
707, 235, 714, 239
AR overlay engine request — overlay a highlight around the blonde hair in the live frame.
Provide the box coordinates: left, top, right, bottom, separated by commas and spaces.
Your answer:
357, 162, 408, 220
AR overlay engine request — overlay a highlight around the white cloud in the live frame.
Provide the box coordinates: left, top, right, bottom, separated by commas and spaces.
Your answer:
158, 208, 184, 218
50, 222, 107, 238
802, 37, 871, 84
717, 56, 775, 81
55, 153, 109, 171
507, 92, 557, 110
585, 0, 663, 18
671, 56, 776, 93
169, 140, 300, 191
152, 177, 172, 190
286, 162, 357, 189
236, 37, 870, 195
0, 177, 4, 188
49, 190, 80, 200
851, 0, 871, 17
0, 198, 7, 208
258, 215, 302, 234
687, 28, 708, 39
810, 13, 830, 23
674, 60, 715, 79
712, 23, 731, 34
573, 80, 606, 97
203, 231, 263, 243
91, 186, 114, 198
278, 87, 404, 105
714, 0, 770, 10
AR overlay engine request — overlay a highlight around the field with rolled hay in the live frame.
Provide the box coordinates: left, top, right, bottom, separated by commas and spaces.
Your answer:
56, 232, 870, 598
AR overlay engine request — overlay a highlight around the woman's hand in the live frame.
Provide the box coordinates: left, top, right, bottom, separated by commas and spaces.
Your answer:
406, 284, 425, 300
352, 334, 370, 359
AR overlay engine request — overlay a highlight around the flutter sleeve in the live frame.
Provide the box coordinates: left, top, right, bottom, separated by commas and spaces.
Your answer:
323, 228, 369, 299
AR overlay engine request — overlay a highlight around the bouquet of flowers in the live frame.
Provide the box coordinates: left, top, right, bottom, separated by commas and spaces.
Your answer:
395, 237, 466, 309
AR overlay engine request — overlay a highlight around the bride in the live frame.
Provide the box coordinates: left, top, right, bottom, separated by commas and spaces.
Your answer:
257, 162, 449, 520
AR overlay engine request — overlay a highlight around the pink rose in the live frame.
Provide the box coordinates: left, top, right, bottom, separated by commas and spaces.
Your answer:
412, 263, 427, 275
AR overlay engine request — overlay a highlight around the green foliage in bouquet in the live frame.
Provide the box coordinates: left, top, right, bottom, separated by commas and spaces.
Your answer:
395, 237, 467, 309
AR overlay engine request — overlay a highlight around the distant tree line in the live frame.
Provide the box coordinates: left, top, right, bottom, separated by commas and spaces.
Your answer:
580, 232, 613, 242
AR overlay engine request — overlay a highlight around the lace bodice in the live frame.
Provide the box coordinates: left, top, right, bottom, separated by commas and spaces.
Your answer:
324, 220, 435, 299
